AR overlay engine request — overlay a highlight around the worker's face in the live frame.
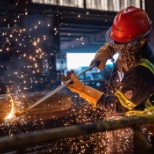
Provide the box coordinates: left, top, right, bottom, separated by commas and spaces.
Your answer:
107, 41, 142, 72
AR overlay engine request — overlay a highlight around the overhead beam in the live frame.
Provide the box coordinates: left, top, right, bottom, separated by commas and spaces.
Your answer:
60, 30, 106, 51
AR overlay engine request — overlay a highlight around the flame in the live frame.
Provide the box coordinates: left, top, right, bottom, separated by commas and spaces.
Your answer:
4, 95, 15, 120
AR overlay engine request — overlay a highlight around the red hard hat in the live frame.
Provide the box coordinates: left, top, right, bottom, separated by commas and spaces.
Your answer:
105, 6, 152, 44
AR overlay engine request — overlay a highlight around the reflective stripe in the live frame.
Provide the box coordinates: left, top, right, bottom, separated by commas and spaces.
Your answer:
126, 107, 154, 117
137, 58, 154, 74
145, 98, 153, 109
145, 100, 153, 108
114, 91, 136, 110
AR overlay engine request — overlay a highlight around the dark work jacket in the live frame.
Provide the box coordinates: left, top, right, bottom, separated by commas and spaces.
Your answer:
97, 43, 154, 114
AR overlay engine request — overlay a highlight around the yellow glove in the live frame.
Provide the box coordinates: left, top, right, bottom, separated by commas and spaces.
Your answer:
61, 71, 104, 107
90, 43, 111, 70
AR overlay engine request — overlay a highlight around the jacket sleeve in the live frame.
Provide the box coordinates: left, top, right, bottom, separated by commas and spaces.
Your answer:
97, 65, 154, 113
97, 94, 128, 113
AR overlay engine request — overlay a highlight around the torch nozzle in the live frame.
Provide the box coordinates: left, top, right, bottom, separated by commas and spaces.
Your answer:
14, 110, 26, 117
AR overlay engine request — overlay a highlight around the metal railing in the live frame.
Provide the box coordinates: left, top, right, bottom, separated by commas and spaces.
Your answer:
0, 114, 154, 153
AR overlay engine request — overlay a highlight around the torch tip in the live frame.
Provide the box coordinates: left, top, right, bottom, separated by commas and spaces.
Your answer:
14, 110, 25, 117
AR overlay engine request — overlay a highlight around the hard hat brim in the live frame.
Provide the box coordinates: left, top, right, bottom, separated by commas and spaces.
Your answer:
105, 25, 152, 45
105, 27, 116, 44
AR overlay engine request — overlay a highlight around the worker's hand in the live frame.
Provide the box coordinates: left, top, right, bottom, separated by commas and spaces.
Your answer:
61, 71, 104, 107
90, 43, 111, 70
61, 71, 85, 92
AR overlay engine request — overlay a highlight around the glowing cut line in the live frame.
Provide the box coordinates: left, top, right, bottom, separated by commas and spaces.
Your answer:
5, 95, 15, 120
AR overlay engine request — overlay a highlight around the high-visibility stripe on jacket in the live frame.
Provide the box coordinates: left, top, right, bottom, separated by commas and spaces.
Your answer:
145, 94, 154, 109
114, 91, 136, 110
138, 58, 154, 74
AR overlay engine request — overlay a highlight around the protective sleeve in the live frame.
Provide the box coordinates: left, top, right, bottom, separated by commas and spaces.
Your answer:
97, 65, 154, 113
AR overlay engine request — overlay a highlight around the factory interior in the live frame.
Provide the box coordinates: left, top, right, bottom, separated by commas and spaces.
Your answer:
0, 0, 154, 153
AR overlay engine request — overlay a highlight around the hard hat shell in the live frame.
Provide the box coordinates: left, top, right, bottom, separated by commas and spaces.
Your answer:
105, 6, 152, 44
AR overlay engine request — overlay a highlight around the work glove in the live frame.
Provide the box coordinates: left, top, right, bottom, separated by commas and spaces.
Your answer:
90, 43, 111, 70
61, 71, 104, 107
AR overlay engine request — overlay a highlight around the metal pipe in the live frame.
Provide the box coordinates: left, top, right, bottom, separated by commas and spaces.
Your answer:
1, 114, 154, 152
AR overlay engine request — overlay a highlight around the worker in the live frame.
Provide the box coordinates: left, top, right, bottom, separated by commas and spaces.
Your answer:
62, 6, 154, 116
